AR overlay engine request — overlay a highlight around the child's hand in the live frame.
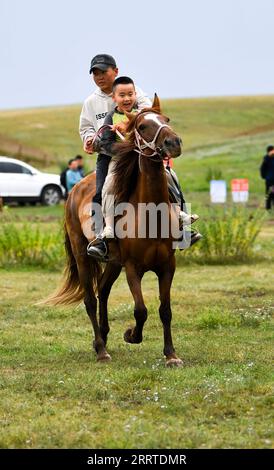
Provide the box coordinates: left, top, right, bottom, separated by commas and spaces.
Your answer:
111, 122, 127, 135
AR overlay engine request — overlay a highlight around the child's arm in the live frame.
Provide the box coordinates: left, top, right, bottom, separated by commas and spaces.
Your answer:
100, 129, 116, 155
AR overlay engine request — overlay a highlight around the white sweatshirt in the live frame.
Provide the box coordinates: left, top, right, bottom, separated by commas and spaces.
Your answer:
79, 86, 152, 144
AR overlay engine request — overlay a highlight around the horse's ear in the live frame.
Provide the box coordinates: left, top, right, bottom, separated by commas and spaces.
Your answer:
152, 93, 161, 112
124, 110, 136, 123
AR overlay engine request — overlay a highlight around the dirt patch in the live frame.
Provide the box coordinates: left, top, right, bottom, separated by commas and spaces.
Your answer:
0, 133, 53, 165
237, 122, 274, 137
207, 287, 268, 297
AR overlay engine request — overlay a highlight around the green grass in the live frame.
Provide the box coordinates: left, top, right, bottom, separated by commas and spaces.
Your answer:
0, 262, 273, 449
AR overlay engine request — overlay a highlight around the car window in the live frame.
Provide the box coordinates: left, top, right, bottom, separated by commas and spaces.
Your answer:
0, 162, 30, 174
21, 166, 32, 175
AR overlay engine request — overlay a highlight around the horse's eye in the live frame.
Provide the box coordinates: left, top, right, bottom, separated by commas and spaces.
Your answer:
139, 124, 146, 131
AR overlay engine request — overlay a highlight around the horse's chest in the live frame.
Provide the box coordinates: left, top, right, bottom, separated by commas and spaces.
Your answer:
125, 239, 172, 268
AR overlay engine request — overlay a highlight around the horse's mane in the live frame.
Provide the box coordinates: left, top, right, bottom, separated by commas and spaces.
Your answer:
111, 107, 161, 203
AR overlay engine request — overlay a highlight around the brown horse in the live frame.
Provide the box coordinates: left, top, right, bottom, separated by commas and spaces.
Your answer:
44, 95, 183, 366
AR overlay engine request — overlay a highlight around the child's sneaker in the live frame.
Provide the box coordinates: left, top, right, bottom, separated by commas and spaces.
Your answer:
179, 211, 199, 226
178, 229, 203, 251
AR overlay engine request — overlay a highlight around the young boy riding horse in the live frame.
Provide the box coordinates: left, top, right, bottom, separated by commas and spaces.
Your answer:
80, 54, 201, 260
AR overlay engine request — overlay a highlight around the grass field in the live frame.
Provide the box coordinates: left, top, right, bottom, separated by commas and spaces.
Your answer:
0, 203, 273, 448
0, 260, 273, 449
0, 96, 274, 448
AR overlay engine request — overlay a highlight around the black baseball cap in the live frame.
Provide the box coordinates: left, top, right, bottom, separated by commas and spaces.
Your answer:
89, 54, 117, 74
267, 145, 274, 152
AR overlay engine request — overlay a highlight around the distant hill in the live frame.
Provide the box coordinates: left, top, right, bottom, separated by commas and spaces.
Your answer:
0, 104, 83, 166
0, 96, 273, 192
0, 133, 53, 166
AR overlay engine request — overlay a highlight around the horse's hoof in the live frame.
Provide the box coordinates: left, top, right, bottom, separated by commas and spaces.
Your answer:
166, 357, 183, 368
97, 352, 112, 362
124, 328, 142, 344
124, 328, 134, 343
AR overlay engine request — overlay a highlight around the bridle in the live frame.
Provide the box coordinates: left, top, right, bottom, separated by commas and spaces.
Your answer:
92, 111, 173, 165
133, 112, 171, 162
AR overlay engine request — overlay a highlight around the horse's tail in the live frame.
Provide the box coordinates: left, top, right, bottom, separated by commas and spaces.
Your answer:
37, 224, 102, 306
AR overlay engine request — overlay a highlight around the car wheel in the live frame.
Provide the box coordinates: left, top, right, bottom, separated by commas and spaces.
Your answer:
41, 186, 61, 206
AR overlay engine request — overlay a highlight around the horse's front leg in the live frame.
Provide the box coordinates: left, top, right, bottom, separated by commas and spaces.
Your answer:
98, 261, 122, 345
124, 262, 147, 344
157, 257, 183, 367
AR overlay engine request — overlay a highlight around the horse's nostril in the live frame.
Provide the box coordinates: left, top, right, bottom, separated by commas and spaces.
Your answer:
164, 137, 181, 148
164, 138, 173, 147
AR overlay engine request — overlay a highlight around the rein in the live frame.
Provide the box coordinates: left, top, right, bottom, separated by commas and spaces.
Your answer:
91, 124, 126, 149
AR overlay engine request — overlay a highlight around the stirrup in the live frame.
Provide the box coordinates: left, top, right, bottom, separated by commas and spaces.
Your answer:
87, 238, 109, 260
178, 230, 203, 251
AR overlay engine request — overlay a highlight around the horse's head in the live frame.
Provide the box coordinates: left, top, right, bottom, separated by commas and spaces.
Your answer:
126, 94, 182, 160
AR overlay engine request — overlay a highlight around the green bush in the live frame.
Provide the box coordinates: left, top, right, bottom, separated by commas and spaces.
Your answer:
0, 223, 64, 270
0, 208, 266, 270
178, 207, 265, 264
205, 167, 223, 183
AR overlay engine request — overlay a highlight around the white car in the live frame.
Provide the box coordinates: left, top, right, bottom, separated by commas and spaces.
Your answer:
0, 156, 65, 206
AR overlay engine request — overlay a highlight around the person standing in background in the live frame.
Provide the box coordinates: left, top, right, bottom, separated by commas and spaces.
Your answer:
66, 159, 83, 193
260, 145, 274, 210
75, 155, 85, 177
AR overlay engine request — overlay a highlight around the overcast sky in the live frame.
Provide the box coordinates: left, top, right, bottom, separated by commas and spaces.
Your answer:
1, 0, 274, 110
